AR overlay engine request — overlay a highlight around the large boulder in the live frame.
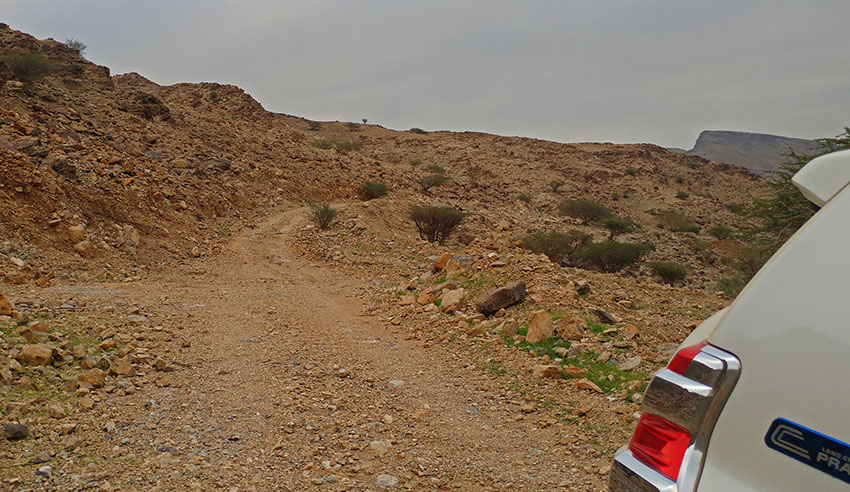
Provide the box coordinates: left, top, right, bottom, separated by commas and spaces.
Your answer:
475, 281, 526, 315
526, 310, 554, 344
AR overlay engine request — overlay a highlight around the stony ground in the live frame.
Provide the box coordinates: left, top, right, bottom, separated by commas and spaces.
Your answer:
1, 206, 653, 491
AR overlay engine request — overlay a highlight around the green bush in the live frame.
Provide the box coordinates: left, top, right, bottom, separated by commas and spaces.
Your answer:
748, 128, 850, 254
360, 181, 390, 200
313, 138, 334, 150
360, 181, 389, 200
658, 209, 700, 233
600, 216, 637, 239
725, 203, 746, 214
521, 230, 592, 265
344, 122, 359, 131
308, 203, 338, 230
558, 199, 612, 224
417, 174, 448, 194
647, 261, 688, 284
677, 191, 690, 199
716, 275, 747, 298
335, 141, 361, 153
686, 161, 702, 169
518, 193, 531, 203
409, 205, 466, 244
313, 138, 360, 153
425, 164, 446, 174
408, 158, 423, 168
307, 120, 322, 131
626, 167, 638, 176
707, 226, 734, 239
574, 241, 653, 272
209, 90, 218, 99
0, 50, 57, 83
410, 128, 428, 134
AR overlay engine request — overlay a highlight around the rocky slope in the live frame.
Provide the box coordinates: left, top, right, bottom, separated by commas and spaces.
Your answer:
678, 129, 819, 176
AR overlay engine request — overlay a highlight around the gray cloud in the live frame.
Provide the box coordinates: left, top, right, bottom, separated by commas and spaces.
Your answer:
2, 0, 848, 148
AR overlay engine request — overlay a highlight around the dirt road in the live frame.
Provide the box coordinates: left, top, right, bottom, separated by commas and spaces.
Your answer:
5, 208, 607, 491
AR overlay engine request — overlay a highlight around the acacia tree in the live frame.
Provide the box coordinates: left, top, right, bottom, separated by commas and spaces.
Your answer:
749, 128, 850, 250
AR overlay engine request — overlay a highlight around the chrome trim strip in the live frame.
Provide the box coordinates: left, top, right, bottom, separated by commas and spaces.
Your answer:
642, 369, 713, 434
611, 448, 677, 492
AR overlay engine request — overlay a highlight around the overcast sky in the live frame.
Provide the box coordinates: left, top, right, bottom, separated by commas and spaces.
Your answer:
2, 1, 848, 148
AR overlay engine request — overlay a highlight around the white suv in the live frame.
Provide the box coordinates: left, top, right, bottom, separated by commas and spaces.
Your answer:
610, 150, 850, 491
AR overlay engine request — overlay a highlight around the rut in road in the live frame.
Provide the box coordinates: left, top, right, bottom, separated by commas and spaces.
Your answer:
58, 207, 601, 491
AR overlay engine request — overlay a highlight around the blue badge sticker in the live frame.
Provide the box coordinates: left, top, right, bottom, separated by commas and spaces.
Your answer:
766, 418, 850, 485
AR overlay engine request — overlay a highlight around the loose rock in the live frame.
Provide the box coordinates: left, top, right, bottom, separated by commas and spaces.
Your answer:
475, 281, 527, 315
526, 310, 554, 344
3, 423, 29, 441
19, 344, 53, 365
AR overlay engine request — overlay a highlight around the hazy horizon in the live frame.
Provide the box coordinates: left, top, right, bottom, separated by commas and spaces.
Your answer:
2, 1, 848, 149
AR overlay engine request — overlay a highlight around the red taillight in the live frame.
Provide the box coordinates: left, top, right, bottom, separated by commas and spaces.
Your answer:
667, 341, 706, 375
629, 413, 692, 480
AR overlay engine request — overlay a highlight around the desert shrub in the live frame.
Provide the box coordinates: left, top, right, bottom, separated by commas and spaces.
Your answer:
409, 158, 423, 168
725, 203, 745, 214
518, 193, 531, 203
417, 174, 448, 194
307, 120, 322, 131
549, 180, 565, 192
686, 161, 702, 169
521, 230, 592, 265
313, 138, 334, 150
716, 275, 747, 298
409, 205, 466, 244
425, 164, 445, 174
600, 216, 637, 239
209, 90, 218, 99
689, 239, 709, 253
647, 261, 688, 284
707, 226, 734, 239
0, 50, 57, 82
732, 245, 770, 275
309, 203, 338, 230
410, 127, 428, 134
64, 38, 86, 56
558, 199, 612, 224
677, 191, 690, 199
574, 241, 653, 273
344, 122, 359, 131
360, 181, 389, 200
626, 167, 638, 176
676, 175, 685, 184
658, 209, 699, 233
334, 141, 361, 153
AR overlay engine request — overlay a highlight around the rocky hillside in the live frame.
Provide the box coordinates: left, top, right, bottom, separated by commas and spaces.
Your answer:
678, 130, 818, 176
1, 23, 765, 290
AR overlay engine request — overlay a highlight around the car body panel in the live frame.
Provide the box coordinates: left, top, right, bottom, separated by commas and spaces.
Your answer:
696, 158, 850, 490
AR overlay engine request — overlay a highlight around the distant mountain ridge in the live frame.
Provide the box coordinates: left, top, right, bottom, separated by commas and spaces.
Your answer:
671, 130, 819, 176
